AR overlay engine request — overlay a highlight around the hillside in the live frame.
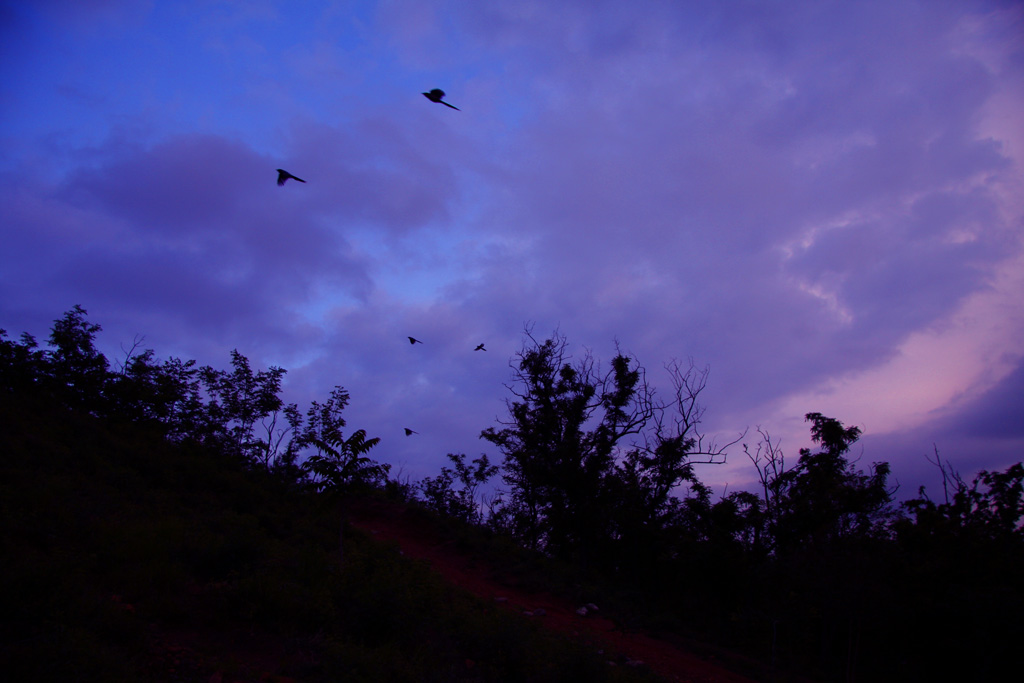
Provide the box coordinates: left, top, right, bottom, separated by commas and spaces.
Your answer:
0, 391, 750, 682
347, 497, 765, 683
4, 309, 1023, 682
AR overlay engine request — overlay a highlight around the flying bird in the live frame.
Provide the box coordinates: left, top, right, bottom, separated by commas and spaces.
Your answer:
276, 169, 306, 186
474, 343, 486, 351
422, 88, 460, 110
404, 428, 418, 436
408, 336, 423, 345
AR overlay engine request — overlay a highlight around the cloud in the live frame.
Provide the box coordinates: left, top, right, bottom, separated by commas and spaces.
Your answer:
945, 359, 1024, 440
1, 0, 1021, 495
1, 131, 373, 359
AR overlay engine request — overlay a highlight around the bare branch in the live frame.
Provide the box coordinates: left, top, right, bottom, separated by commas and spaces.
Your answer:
117, 334, 147, 374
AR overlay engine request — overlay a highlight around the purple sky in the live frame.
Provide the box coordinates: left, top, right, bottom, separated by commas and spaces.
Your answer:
2, 0, 1022, 498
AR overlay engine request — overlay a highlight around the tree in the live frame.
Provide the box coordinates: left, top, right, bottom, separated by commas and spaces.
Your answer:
481, 331, 650, 557
0, 329, 46, 395
418, 453, 499, 524
902, 451, 1024, 542
302, 427, 385, 563
769, 413, 896, 552
481, 330, 738, 567
200, 350, 290, 466
611, 360, 739, 535
46, 305, 110, 409
302, 429, 387, 495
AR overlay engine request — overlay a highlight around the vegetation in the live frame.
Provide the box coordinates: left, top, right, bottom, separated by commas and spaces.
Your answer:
477, 329, 1023, 681
2, 307, 1022, 681
0, 308, 655, 682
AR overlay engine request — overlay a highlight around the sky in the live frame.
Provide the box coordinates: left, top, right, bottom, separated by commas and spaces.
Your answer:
2, 0, 1022, 499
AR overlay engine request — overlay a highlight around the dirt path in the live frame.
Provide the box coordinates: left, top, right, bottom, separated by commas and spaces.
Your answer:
348, 500, 760, 683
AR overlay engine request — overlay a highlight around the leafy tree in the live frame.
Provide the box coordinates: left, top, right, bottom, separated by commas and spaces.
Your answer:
302, 429, 387, 495
296, 386, 350, 450
302, 427, 385, 562
481, 331, 650, 557
607, 359, 740, 565
482, 331, 737, 567
45, 305, 110, 408
0, 329, 46, 395
902, 452, 1024, 542
109, 348, 209, 440
768, 413, 896, 552
199, 350, 292, 466
418, 453, 499, 524
151, 357, 210, 442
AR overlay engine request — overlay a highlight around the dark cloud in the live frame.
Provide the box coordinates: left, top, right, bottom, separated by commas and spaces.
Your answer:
944, 361, 1024, 440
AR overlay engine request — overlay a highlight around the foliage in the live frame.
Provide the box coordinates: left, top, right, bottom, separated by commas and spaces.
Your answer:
303, 429, 388, 496
3, 308, 1022, 682
767, 412, 897, 552
480, 330, 734, 567
902, 452, 1024, 541
46, 304, 111, 409
198, 349, 298, 466
0, 307, 387, 483
418, 453, 499, 524
1, 309, 653, 683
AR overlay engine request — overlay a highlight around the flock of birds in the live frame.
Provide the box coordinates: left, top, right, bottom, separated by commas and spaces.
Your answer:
397, 340, 487, 436
276, 89, 478, 438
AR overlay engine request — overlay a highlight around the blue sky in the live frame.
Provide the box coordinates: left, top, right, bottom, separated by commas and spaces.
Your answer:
2, 0, 1023, 497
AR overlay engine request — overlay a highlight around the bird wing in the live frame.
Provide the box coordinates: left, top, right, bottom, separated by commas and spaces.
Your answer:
277, 169, 306, 185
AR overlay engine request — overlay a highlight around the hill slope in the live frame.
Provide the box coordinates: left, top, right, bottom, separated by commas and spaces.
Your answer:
0, 395, 669, 682
348, 497, 763, 683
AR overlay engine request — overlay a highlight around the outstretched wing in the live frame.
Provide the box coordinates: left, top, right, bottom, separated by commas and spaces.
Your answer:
277, 169, 306, 185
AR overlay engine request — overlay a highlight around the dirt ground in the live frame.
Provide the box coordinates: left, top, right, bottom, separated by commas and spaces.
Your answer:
348, 499, 761, 683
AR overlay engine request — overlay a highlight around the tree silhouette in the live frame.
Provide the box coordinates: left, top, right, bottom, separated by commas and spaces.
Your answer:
481, 331, 736, 567
418, 453, 498, 524
46, 305, 109, 409
199, 350, 293, 467
902, 451, 1024, 542
302, 428, 385, 562
768, 413, 895, 552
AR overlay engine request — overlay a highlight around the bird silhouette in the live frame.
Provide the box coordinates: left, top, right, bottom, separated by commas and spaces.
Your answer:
276, 169, 306, 186
422, 88, 460, 110
404, 428, 418, 436
408, 336, 423, 345
474, 343, 486, 351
